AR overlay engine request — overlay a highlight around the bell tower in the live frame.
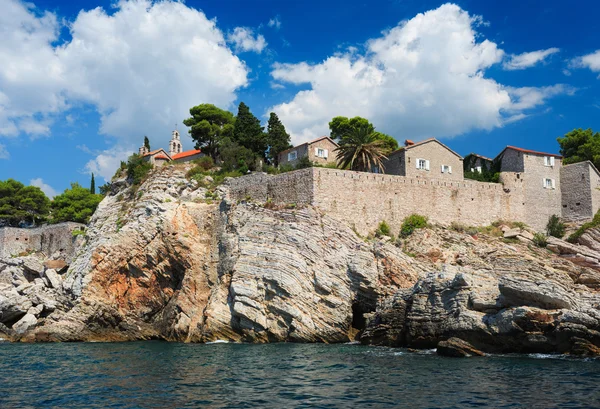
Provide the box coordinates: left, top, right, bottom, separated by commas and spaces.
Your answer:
169, 130, 182, 156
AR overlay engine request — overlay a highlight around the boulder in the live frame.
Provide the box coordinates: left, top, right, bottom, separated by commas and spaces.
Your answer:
437, 338, 485, 357
12, 313, 37, 334
21, 256, 44, 276
43, 269, 62, 290
570, 338, 600, 357
43, 260, 68, 273
503, 229, 520, 239
0, 289, 32, 323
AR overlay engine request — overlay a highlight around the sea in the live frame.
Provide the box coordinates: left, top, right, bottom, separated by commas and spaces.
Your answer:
0, 341, 599, 408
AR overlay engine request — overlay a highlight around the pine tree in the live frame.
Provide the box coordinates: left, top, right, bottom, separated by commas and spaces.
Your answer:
144, 136, 151, 151
90, 173, 96, 195
266, 112, 292, 165
233, 102, 266, 159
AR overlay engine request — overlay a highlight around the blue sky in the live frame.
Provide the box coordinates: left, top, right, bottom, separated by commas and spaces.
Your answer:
1, 0, 599, 197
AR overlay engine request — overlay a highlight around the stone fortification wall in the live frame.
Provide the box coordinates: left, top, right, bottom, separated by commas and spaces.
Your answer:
521, 154, 562, 231
226, 168, 314, 205
561, 161, 600, 221
228, 168, 526, 236
0, 222, 85, 260
312, 168, 523, 235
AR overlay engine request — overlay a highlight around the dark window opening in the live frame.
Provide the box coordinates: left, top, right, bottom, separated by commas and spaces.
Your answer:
576, 202, 581, 206
352, 303, 368, 332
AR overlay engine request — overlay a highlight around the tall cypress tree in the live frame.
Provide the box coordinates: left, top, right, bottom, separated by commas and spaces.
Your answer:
90, 173, 96, 194
266, 112, 292, 165
233, 102, 266, 158
144, 136, 151, 151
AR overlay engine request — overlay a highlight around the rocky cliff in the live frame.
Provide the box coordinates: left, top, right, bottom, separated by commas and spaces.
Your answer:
1, 164, 600, 356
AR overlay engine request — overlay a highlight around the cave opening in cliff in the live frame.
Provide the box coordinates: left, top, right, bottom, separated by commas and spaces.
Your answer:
351, 303, 368, 332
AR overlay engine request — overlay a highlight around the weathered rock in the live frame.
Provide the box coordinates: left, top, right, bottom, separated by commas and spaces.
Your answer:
503, 229, 520, 239
12, 313, 37, 334
0, 289, 32, 324
42, 269, 62, 290
437, 337, 485, 357
43, 260, 68, 272
570, 337, 600, 356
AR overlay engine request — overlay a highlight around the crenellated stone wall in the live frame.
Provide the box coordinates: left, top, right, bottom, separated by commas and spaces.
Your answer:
227, 168, 527, 235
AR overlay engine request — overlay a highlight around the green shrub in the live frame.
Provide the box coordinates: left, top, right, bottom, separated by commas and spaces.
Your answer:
71, 228, 86, 237
295, 156, 313, 169
546, 214, 565, 238
400, 214, 428, 238
279, 164, 294, 173
195, 156, 214, 171
376, 221, 391, 237
51, 183, 103, 224
126, 154, 153, 185
533, 232, 548, 247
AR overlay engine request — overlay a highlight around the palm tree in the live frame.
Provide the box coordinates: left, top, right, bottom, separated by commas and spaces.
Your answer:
334, 125, 388, 172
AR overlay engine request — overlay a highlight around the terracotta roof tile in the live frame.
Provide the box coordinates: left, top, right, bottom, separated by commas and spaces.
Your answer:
502, 146, 562, 159
172, 149, 202, 160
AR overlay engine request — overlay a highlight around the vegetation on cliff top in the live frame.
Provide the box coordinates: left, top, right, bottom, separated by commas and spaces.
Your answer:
558, 128, 600, 169
0, 179, 50, 226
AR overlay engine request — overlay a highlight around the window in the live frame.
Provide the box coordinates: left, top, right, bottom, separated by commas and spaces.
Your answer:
544, 156, 555, 166
417, 158, 429, 170
441, 165, 452, 174
314, 147, 328, 158
544, 178, 555, 189
476, 166, 482, 173
288, 151, 297, 161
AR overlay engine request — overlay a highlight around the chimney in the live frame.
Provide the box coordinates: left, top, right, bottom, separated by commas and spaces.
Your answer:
404, 139, 415, 147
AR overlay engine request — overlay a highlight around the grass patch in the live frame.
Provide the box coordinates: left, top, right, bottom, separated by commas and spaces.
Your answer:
533, 233, 548, 247
375, 221, 391, 237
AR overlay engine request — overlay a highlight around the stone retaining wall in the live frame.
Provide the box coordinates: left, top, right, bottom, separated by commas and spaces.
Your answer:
228, 168, 528, 235
0, 222, 85, 259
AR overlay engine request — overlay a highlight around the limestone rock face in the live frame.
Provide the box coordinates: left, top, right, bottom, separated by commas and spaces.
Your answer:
3, 165, 600, 357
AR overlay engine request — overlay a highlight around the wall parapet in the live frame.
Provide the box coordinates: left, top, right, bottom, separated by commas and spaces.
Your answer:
227, 167, 526, 235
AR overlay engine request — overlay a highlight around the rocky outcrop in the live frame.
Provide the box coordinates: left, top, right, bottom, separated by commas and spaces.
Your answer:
2, 165, 600, 357
436, 337, 485, 357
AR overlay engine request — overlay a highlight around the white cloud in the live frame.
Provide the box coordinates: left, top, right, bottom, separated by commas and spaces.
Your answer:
227, 27, 267, 53
30, 178, 58, 199
268, 16, 281, 30
84, 145, 134, 182
268, 3, 570, 144
0, 0, 249, 147
503, 48, 560, 70
570, 50, 600, 76
0, 143, 9, 159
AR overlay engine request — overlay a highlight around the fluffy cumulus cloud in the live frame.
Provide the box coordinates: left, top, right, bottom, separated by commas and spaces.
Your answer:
268, 3, 570, 144
30, 178, 58, 199
503, 48, 560, 70
227, 27, 267, 53
0, 0, 250, 175
570, 50, 600, 76
84, 145, 134, 182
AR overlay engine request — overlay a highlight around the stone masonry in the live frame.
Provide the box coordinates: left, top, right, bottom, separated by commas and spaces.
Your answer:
228, 168, 526, 235
0, 222, 85, 260
561, 161, 600, 221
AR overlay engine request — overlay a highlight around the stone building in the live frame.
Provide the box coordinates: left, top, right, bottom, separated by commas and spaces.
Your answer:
139, 130, 203, 166
464, 153, 493, 174
496, 146, 562, 231
382, 139, 464, 180
278, 136, 339, 168
560, 161, 600, 221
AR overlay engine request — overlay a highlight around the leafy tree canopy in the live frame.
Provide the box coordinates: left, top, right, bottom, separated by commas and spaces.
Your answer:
266, 112, 292, 165
126, 153, 153, 185
329, 116, 398, 154
183, 104, 235, 159
557, 128, 600, 169
51, 183, 103, 224
233, 102, 266, 158
0, 179, 50, 227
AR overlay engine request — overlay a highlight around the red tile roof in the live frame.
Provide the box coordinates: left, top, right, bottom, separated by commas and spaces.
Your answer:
503, 146, 562, 158
155, 154, 169, 160
142, 149, 163, 157
172, 149, 202, 160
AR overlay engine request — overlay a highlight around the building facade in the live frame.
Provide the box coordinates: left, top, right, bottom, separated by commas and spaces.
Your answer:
560, 161, 600, 221
139, 130, 203, 165
382, 139, 464, 180
278, 136, 339, 168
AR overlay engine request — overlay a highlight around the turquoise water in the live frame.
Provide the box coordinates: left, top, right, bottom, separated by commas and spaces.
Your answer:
0, 341, 599, 408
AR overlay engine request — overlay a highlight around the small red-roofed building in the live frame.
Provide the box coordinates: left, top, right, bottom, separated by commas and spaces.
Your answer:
138, 129, 204, 167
